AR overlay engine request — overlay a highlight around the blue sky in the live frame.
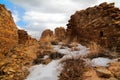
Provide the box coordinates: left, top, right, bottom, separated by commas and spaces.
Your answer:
0, 0, 27, 28
0, 0, 119, 39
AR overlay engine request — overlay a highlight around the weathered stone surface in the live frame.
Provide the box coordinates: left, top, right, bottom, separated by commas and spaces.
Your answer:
0, 44, 38, 80
95, 67, 113, 78
54, 27, 66, 41
0, 4, 40, 80
40, 29, 53, 39
0, 4, 18, 54
83, 69, 102, 80
39, 29, 54, 46
66, 2, 120, 51
18, 30, 29, 44
108, 61, 120, 79
40, 27, 66, 44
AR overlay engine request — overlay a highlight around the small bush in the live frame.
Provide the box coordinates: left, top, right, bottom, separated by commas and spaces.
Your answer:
59, 58, 91, 80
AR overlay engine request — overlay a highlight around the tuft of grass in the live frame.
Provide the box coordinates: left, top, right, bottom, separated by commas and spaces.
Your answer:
86, 42, 104, 58
88, 42, 100, 56
86, 42, 111, 59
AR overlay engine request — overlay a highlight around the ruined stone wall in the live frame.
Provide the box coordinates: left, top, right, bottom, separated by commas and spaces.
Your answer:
67, 2, 120, 51
18, 30, 29, 44
55, 27, 66, 41
40, 29, 53, 39
0, 4, 18, 53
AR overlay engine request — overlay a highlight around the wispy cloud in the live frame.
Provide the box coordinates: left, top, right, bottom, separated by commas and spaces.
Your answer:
12, 10, 20, 23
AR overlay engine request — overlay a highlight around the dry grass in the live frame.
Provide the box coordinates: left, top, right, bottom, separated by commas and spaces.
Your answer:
88, 42, 100, 56
59, 58, 91, 80
86, 42, 105, 58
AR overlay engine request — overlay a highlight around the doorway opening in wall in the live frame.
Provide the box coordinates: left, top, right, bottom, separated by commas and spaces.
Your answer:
99, 31, 103, 37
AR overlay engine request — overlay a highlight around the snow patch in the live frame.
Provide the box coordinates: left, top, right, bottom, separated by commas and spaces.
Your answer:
43, 55, 49, 60
25, 60, 63, 80
53, 45, 71, 54
59, 44, 90, 61
53, 44, 89, 56
91, 57, 111, 67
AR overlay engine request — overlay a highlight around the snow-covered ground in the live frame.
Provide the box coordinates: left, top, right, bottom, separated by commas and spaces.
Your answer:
25, 43, 115, 80
25, 60, 63, 80
26, 43, 89, 80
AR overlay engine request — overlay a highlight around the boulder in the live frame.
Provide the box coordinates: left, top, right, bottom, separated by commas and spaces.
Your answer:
95, 66, 113, 78
108, 61, 120, 79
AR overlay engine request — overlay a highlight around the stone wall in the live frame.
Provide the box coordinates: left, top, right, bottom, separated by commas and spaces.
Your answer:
18, 30, 29, 44
55, 27, 66, 41
67, 2, 120, 51
40, 29, 53, 39
0, 4, 18, 54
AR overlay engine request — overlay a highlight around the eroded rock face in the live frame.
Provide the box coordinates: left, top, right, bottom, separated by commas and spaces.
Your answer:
40, 29, 53, 39
55, 27, 66, 41
67, 2, 120, 51
0, 4, 18, 54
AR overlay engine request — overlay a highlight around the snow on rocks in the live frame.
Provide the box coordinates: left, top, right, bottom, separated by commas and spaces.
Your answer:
43, 55, 49, 60
25, 60, 63, 80
57, 43, 90, 61
26, 43, 89, 80
26, 42, 118, 80
53, 45, 71, 54
91, 57, 111, 67
53, 43, 90, 56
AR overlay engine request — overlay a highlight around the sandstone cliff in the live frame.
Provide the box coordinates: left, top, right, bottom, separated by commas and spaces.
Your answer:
0, 4, 18, 54
67, 2, 120, 51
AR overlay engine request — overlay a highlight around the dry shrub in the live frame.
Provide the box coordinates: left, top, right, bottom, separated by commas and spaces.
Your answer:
59, 58, 91, 80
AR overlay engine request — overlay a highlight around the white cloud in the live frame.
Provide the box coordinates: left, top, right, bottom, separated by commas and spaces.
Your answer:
17, 26, 23, 29
23, 11, 66, 23
12, 10, 20, 23
22, 11, 67, 39
10, 0, 120, 39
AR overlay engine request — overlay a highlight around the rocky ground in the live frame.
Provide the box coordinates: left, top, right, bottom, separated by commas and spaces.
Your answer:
25, 42, 120, 80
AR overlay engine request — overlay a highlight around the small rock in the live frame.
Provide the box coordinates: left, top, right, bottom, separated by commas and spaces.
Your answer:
108, 62, 120, 79
95, 67, 113, 78
106, 77, 118, 80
